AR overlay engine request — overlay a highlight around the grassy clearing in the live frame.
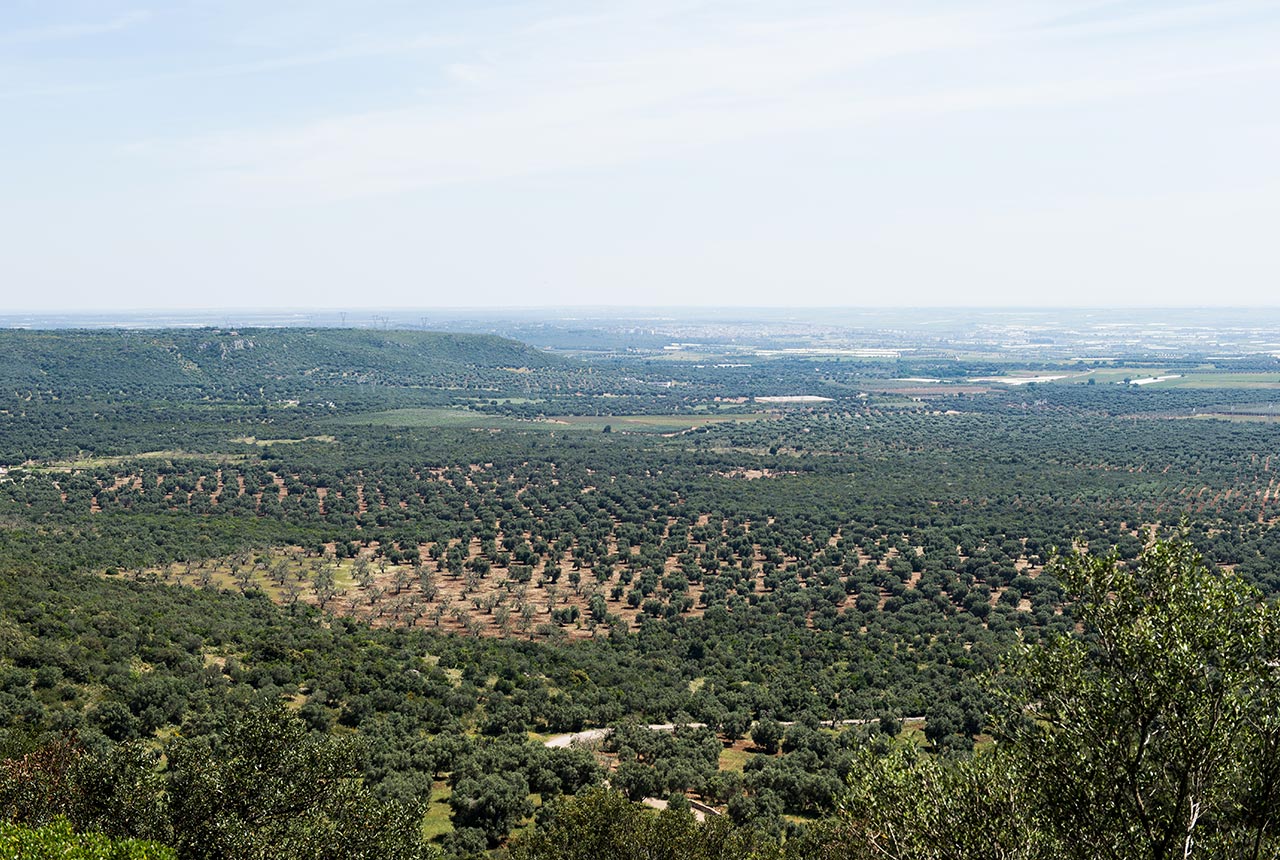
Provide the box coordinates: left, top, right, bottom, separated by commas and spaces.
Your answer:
902, 718, 928, 748
25, 450, 247, 471
231, 435, 337, 446
334, 408, 523, 429
719, 746, 753, 772
25, 434, 336, 472
106, 548, 361, 603
422, 782, 454, 841
1165, 373, 1280, 389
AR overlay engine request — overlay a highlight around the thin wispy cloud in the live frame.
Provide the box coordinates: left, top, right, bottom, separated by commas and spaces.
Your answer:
0, 9, 149, 45
133, 1, 1277, 201
1034, 0, 1280, 38
151, 6, 997, 192
0, 31, 456, 101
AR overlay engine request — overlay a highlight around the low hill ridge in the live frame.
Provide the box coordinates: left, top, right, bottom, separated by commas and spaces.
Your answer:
0, 328, 567, 397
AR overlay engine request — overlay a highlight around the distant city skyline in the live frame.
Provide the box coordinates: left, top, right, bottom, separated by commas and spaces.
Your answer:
4, 1, 1279, 310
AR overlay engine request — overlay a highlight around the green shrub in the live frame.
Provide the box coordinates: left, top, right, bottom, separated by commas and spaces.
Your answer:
0, 818, 174, 860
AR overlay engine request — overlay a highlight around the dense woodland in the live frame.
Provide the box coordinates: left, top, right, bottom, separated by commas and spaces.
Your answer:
3, 328, 1280, 858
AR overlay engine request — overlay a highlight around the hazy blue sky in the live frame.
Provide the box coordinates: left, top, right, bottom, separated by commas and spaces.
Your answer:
3, 1, 1278, 310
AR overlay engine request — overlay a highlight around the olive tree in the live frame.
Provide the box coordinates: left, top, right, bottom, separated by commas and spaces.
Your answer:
996, 536, 1280, 860
830, 536, 1280, 860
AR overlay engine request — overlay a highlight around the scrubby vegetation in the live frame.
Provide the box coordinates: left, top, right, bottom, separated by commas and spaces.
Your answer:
3, 327, 1280, 857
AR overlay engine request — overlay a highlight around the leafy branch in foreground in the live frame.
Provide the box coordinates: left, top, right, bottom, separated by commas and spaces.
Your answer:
995, 535, 1280, 860
808, 536, 1280, 860
0, 817, 173, 860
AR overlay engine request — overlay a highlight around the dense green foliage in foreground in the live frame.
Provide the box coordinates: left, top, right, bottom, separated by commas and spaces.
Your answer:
1, 707, 434, 859
3, 328, 1280, 856
0, 818, 173, 859
6, 538, 1276, 859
